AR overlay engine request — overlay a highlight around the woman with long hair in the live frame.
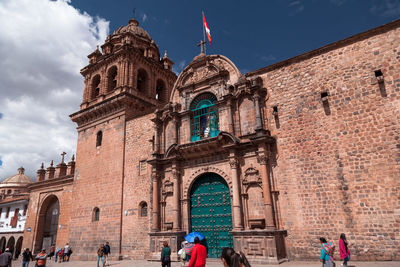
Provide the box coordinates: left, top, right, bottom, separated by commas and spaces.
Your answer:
339, 233, 350, 267
220, 247, 251, 267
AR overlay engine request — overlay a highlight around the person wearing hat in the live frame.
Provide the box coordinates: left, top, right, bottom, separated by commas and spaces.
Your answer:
22, 248, 33, 267
35, 248, 48, 267
0, 248, 12, 267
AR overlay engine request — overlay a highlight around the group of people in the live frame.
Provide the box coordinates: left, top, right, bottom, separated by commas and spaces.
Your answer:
320, 233, 351, 267
53, 243, 73, 263
161, 237, 251, 267
160, 233, 351, 267
96, 241, 111, 267
20, 242, 73, 267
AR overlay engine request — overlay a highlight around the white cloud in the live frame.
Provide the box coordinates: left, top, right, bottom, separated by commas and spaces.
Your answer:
289, 0, 304, 14
142, 13, 148, 22
0, 0, 109, 179
370, 0, 400, 17
173, 60, 186, 75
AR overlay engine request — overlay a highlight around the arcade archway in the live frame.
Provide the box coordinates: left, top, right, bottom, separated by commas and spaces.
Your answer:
34, 195, 60, 253
6, 236, 14, 256
190, 173, 233, 258
0, 237, 6, 252
15, 237, 23, 259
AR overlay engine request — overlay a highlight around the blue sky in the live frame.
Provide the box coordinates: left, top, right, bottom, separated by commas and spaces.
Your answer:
72, 0, 400, 74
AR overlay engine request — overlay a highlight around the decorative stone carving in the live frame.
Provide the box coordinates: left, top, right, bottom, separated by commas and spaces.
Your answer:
162, 179, 173, 198
257, 150, 272, 165
229, 158, 239, 168
151, 171, 160, 182
242, 167, 262, 192
171, 169, 180, 179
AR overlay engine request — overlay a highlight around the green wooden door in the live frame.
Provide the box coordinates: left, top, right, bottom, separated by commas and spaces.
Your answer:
190, 173, 233, 258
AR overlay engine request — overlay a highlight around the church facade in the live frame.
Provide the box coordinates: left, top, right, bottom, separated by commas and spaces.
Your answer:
23, 16, 400, 263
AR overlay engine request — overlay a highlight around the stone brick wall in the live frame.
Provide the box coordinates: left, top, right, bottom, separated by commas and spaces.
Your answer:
121, 113, 153, 259
249, 24, 400, 260
239, 97, 257, 136
68, 115, 126, 260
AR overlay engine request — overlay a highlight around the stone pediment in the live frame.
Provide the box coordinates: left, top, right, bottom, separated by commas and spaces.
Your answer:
180, 64, 222, 87
170, 54, 241, 104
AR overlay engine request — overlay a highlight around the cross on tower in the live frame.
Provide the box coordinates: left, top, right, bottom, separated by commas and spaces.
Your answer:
197, 40, 206, 55
132, 8, 136, 17
61, 152, 67, 163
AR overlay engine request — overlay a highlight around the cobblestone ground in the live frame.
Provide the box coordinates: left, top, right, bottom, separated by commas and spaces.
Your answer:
12, 259, 400, 267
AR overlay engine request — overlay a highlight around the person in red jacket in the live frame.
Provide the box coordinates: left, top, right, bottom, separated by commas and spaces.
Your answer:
339, 233, 350, 267
188, 237, 207, 267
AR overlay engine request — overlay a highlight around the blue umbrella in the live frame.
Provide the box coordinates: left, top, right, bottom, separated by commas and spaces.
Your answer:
184, 232, 205, 242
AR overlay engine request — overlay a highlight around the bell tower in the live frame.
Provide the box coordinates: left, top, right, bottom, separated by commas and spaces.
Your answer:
74, 15, 176, 118
69, 15, 176, 259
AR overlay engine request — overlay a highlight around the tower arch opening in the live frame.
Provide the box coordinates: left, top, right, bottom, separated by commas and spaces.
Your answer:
91, 74, 101, 99
155, 79, 166, 102
137, 69, 148, 93
107, 66, 118, 92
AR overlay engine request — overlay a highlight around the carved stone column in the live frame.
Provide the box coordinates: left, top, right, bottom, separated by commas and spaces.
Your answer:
153, 122, 161, 154
253, 93, 263, 130
229, 152, 243, 230
128, 61, 134, 88
172, 116, 179, 144
172, 162, 181, 231
181, 198, 189, 233
227, 99, 234, 133
151, 170, 160, 231
257, 145, 275, 228
117, 60, 123, 87
100, 66, 107, 95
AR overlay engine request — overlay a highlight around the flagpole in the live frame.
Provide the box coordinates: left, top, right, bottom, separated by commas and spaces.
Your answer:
202, 11, 206, 55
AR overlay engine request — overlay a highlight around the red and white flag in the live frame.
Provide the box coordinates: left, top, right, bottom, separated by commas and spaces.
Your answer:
203, 13, 211, 44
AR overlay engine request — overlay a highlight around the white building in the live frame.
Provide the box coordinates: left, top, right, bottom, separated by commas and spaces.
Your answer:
0, 167, 32, 258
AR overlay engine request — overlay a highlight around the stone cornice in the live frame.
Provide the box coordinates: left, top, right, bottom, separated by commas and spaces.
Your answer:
28, 175, 74, 191
0, 196, 29, 206
70, 90, 158, 128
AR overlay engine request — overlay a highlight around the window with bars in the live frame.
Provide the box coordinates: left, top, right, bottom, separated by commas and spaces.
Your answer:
190, 93, 220, 142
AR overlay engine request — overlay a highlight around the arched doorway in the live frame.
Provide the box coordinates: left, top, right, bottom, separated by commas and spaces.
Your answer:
190, 173, 233, 258
6, 236, 15, 256
15, 237, 23, 259
0, 237, 6, 252
34, 195, 60, 253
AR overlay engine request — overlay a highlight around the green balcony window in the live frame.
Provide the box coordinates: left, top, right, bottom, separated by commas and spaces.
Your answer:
190, 93, 220, 142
